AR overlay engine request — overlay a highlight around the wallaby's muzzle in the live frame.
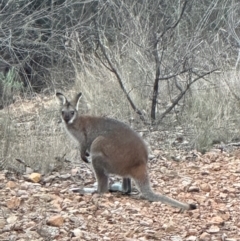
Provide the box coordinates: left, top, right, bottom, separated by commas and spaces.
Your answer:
62, 111, 75, 123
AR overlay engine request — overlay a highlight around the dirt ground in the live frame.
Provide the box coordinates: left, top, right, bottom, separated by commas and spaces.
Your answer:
0, 148, 240, 241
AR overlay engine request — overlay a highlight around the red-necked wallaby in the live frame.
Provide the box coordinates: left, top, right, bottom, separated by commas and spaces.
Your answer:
56, 92, 196, 210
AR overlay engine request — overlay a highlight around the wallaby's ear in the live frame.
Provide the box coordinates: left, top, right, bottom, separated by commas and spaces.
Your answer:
56, 92, 67, 105
74, 92, 82, 111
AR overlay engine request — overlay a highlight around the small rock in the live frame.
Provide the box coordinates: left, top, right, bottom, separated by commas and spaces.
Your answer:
60, 173, 71, 179
40, 194, 53, 202
148, 154, 155, 160
37, 225, 60, 238
17, 190, 28, 197
186, 236, 197, 241
172, 155, 181, 162
228, 188, 236, 193
71, 168, 79, 176
207, 225, 220, 233
72, 228, 83, 237
160, 167, 167, 174
188, 186, 200, 192
233, 183, 240, 188
162, 222, 176, 232
139, 219, 153, 226
153, 149, 161, 156
6, 181, 17, 189
0, 217, 6, 228
199, 232, 211, 241
187, 229, 198, 235
101, 210, 110, 217
29, 173, 41, 183
79, 208, 88, 214
25, 167, 34, 174
50, 200, 62, 212
47, 215, 64, 227
201, 171, 209, 175
221, 212, 230, 221
210, 216, 224, 225
200, 183, 211, 192
0, 173, 5, 180
212, 164, 221, 171
20, 182, 30, 190
43, 175, 56, 183
7, 197, 21, 209
6, 215, 18, 224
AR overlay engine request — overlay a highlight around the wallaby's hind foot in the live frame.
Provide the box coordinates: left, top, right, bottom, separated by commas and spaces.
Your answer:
70, 187, 97, 194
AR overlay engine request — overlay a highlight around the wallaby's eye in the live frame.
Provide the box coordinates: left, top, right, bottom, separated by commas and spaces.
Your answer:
61, 111, 64, 115
71, 111, 74, 115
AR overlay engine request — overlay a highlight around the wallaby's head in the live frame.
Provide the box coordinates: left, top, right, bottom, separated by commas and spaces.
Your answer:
56, 92, 82, 124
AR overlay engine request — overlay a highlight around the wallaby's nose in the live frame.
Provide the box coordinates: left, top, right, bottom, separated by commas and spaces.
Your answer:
63, 114, 72, 123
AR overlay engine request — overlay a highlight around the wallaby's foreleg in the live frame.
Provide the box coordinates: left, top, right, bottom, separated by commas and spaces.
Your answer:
80, 144, 90, 163
109, 177, 132, 194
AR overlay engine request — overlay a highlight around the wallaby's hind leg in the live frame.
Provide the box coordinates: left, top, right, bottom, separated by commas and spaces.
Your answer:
91, 155, 109, 193
109, 177, 132, 194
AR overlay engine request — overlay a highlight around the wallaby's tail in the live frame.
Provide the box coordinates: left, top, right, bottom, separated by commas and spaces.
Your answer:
134, 174, 196, 210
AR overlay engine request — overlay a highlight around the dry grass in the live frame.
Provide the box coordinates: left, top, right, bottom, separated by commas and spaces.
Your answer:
178, 70, 240, 152
0, 94, 76, 174
1, 67, 240, 173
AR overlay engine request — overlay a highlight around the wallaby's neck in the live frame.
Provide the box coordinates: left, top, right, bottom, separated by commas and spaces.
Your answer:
63, 115, 100, 143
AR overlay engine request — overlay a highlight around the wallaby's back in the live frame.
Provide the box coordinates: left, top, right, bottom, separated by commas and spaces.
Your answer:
67, 114, 148, 176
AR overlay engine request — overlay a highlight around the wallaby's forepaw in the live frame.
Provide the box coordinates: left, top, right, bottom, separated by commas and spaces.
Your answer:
81, 155, 92, 164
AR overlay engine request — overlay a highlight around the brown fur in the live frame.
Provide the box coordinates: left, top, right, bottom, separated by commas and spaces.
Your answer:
56, 92, 196, 210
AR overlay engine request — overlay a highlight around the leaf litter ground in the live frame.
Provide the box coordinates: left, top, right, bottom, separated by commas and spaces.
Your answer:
0, 149, 240, 241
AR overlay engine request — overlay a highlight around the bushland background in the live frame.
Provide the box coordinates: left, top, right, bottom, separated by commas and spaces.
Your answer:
0, 0, 240, 175
1, 1, 240, 240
